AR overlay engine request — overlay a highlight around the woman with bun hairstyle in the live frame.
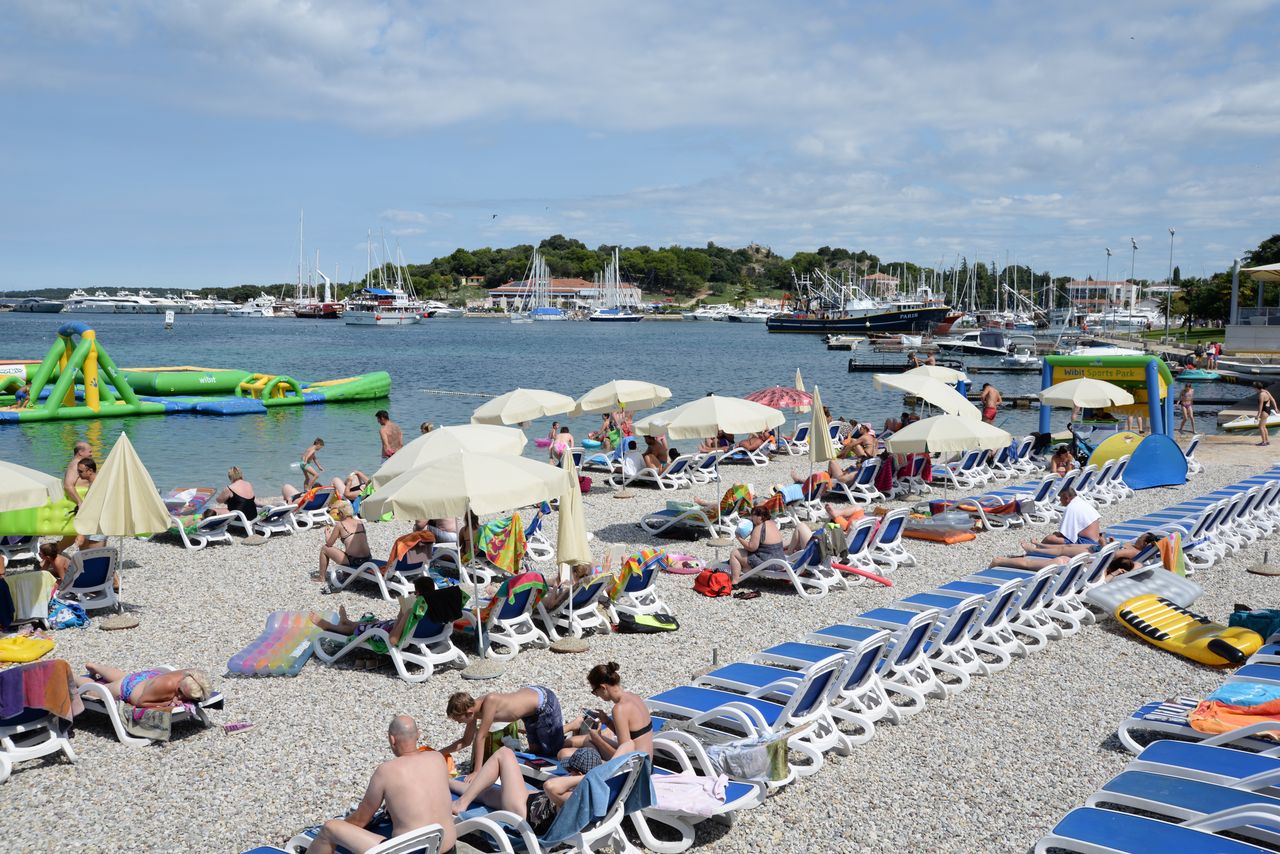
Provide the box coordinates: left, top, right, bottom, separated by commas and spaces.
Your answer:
559, 662, 654, 762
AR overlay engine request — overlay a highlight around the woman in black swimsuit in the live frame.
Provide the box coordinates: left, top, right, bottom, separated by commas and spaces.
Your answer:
216, 466, 258, 521
559, 661, 654, 761
318, 501, 372, 582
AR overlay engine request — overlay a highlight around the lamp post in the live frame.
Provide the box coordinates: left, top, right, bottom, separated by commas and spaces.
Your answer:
1104, 247, 1112, 330
1129, 238, 1138, 341
1164, 228, 1175, 342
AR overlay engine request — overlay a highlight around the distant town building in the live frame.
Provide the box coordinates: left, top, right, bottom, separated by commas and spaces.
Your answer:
1066, 279, 1140, 308
861, 272, 900, 298
485, 277, 644, 310
461, 275, 486, 288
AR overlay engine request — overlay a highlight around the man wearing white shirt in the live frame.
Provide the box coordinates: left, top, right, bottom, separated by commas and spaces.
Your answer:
1041, 487, 1102, 547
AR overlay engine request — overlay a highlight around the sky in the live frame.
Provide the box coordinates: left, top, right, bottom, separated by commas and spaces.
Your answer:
1, 0, 1278, 290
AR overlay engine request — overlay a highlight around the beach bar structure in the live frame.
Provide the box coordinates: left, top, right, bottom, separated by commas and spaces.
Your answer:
1038, 354, 1174, 436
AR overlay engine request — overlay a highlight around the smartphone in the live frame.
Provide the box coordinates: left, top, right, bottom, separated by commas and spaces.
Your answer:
525, 758, 554, 769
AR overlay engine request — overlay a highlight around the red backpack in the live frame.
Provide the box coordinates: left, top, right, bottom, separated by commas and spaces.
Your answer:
693, 568, 733, 597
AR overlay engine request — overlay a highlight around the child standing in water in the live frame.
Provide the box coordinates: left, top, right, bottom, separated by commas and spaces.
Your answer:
301, 438, 325, 489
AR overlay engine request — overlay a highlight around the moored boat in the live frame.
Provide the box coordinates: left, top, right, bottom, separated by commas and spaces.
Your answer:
11, 297, 64, 314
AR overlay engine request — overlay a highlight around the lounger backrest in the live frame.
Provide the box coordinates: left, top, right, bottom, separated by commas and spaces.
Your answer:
66, 547, 117, 591
664, 456, 691, 476
841, 632, 890, 693
391, 552, 425, 575
569, 752, 646, 837
905, 455, 925, 478
793, 424, 810, 443
198, 514, 235, 534
845, 518, 877, 555
626, 556, 663, 594
1028, 476, 1056, 503
1049, 559, 1086, 601
872, 508, 908, 547
854, 459, 877, 486
1074, 464, 1097, 493
0, 536, 34, 549
1053, 469, 1079, 498
979, 579, 1023, 629
1093, 459, 1115, 488
885, 609, 938, 668
938, 596, 984, 646
792, 537, 822, 569
1110, 455, 1130, 485
495, 585, 539, 620
780, 655, 844, 723
1012, 566, 1058, 614
408, 616, 450, 644
571, 577, 609, 609
1083, 542, 1123, 587
260, 506, 293, 524
571, 448, 585, 468
1184, 435, 1201, 459
301, 488, 334, 511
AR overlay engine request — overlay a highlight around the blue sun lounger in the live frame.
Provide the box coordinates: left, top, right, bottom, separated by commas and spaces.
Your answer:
1035, 806, 1274, 854
1125, 740, 1280, 789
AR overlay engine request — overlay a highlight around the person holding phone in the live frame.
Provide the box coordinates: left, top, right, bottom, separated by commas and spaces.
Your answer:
558, 662, 653, 763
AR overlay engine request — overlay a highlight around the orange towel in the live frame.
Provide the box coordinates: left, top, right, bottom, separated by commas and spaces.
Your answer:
1190, 698, 1280, 739
833, 508, 866, 532
383, 530, 436, 575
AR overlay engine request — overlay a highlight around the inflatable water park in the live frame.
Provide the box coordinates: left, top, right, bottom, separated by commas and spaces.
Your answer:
0, 322, 390, 423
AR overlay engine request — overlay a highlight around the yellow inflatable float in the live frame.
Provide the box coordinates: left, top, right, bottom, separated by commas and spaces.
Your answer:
1088, 431, 1142, 469
1116, 593, 1263, 665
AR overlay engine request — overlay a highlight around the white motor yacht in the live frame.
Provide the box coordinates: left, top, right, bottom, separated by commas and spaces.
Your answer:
227, 295, 276, 318
64, 289, 119, 313
423, 301, 464, 318
725, 307, 774, 323
112, 290, 159, 313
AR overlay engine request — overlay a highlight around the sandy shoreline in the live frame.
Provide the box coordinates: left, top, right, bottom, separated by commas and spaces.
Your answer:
1, 434, 1276, 853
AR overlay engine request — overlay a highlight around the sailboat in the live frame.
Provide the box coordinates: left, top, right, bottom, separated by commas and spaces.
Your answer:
588, 247, 642, 322
511, 249, 563, 322
291, 214, 344, 319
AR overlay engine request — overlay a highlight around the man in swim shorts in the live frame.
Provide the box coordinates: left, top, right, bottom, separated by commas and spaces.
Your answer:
376, 410, 403, 459
980, 383, 1003, 424
308, 715, 458, 854
442, 686, 565, 772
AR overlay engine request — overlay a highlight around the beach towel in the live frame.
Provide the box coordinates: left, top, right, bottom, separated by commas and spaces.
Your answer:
611, 549, 668, 600
1157, 532, 1188, 577
2, 570, 55, 628
0, 658, 82, 722
756, 493, 786, 519
801, 471, 831, 499
540, 751, 654, 846
463, 572, 548, 626
720, 484, 754, 517
383, 530, 435, 575
1190, 681, 1280, 739
476, 513, 527, 574
652, 772, 727, 817
874, 459, 894, 495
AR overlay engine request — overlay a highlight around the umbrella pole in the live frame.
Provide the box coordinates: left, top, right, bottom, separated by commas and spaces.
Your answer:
462, 501, 504, 680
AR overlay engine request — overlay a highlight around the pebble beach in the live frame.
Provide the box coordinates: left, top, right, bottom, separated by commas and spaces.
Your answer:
3, 434, 1275, 853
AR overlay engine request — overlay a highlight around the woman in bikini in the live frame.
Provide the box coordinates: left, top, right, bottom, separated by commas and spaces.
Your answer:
317, 501, 371, 582
560, 661, 654, 761
76, 664, 213, 709
728, 505, 786, 586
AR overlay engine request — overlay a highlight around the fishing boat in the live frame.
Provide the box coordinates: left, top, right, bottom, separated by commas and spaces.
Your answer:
766, 270, 951, 334
11, 297, 64, 314
588, 247, 643, 322
344, 232, 426, 326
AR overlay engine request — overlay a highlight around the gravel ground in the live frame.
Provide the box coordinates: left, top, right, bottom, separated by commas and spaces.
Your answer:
2, 444, 1274, 853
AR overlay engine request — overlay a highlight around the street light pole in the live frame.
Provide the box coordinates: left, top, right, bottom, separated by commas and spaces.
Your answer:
1104, 248, 1112, 330
1164, 228, 1175, 341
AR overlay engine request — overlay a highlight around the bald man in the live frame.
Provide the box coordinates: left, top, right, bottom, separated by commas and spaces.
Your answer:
309, 715, 457, 854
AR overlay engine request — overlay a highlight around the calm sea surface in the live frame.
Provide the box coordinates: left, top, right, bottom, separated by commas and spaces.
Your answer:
0, 313, 1215, 491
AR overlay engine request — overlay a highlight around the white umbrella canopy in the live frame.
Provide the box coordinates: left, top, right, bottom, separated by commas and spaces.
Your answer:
362, 453, 565, 520
1038, 378, 1135, 409
471, 388, 575, 426
809, 386, 837, 464
873, 373, 980, 419
74, 433, 170, 536
884, 415, 1012, 455
556, 453, 591, 570
1242, 263, 1280, 283
573, 380, 672, 415
903, 364, 969, 384
633, 394, 786, 440
371, 424, 527, 487
0, 460, 63, 513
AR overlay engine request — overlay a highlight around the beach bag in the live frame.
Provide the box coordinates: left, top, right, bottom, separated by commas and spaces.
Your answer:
707, 735, 791, 782
48, 597, 88, 630
815, 524, 847, 563
578, 475, 592, 493
617, 612, 679, 633
1230, 608, 1280, 642
693, 569, 732, 598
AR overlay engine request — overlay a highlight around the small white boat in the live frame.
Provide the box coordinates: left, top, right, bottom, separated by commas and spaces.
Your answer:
423, 300, 464, 318
1222, 413, 1280, 433
1000, 346, 1041, 368
725, 307, 773, 323
228, 295, 276, 318
683, 305, 732, 321
825, 335, 863, 351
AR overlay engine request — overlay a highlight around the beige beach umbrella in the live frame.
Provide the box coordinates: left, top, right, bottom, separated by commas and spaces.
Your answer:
573, 380, 672, 415
1242, 263, 1280, 283
633, 394, 786, 440
809, 386, 837, 464
362, 453, 564, 520
1038, 378, 1135, 409
794, 368, 810, 413
74, 433, 169, 536
873, 373, 980, 419
884, 415, 1012, 455
0, 460, 63, 513
556, 453, 591, 570
371, 424, 527, 487
471, 388, 575, 426
903, 364, 969, 384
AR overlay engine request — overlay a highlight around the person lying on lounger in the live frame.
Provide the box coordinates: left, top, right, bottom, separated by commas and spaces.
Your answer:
449, 745, 612, 835
308, 715, 458, 854
1003, 531, 1160, 565
560, 661, 654, 762
331, 470, 371, 501
311, 576, 435, 645
540, 564, 595, 612
75, 664, 212, 709
698, 430, 735, 454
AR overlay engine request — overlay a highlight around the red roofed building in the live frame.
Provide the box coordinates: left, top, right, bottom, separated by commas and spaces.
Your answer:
485, 277, 643, 310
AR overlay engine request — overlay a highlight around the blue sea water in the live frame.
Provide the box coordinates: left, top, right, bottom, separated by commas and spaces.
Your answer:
0, 312, 1081, 490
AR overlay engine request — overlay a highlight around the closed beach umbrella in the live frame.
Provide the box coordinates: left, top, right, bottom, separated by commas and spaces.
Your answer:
884, 415, 1012, 455
1038, 378, 1135, 409
743, 386, 813, 410
873, 373, 980, 419
903, 365, 969, 384
634, 394, 786, 440
471, 388, 575, 426
556, 453, 590, 569
362, 453, 564, 520
371, 424, 527, 487
74, 433, 170, 536
809, 386, 837, 464
794, 368, 810, 413
573, 380, 672, 415
0, 460, 63, 513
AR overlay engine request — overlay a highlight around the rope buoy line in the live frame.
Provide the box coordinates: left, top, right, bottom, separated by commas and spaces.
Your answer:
419, 388, 496, 398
